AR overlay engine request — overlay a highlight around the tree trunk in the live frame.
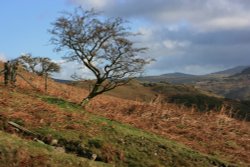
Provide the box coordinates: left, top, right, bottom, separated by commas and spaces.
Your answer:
80, 97, 90, 107
4, 62, 10, 86
80, 80, 102, 107
45, 73, 48, 93
80, 92, 97, 107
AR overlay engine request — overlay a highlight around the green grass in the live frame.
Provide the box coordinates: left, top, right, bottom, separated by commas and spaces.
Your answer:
0, 131, 110, 167
36, 96, 236, 167
40, 96, 83, 112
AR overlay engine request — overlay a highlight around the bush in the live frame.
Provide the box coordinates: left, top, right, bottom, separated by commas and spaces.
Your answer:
88, 139, 103, 148
225, 100, 250, 121
168, 94, 223, 112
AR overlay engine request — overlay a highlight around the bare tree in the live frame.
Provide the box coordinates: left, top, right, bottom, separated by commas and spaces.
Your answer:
38, 57, 61, 92
37, 57, 60, 75
49, 8, 152, 106
19, 54, 39, 74
19, 54, 60, 92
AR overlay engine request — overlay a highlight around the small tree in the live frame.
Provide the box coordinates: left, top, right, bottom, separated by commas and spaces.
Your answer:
49, 8, 152, 106
19, 54, 39, 74
19, 54, 60, 92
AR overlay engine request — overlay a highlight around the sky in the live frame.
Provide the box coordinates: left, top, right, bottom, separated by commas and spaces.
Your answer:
1, 0, 250, 79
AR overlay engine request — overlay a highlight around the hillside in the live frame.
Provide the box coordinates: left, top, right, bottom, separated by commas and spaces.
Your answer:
195, 74, 250, 101
69, 79, 249, 120
2, 86, 235, 167
0, 131, 107, 167
239, 67, 250, 75
56, 65, 250, 101
138, 72, 203, 84
0, 62, 250, 166
69, 80, 157, 102
67, 79, 219, 102
210, 66, 250, 76
138, 66, 250, 84
0, 84, 236, 167
138, 66, 250, 101
196, 66, 250, 101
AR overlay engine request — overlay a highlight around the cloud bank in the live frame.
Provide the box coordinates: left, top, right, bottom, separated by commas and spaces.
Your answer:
52, 60, 94, 80
66, 0, 250, 75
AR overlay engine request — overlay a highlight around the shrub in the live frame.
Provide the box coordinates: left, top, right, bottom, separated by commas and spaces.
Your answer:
168, 94, 223, 112
88, 139, 103, 148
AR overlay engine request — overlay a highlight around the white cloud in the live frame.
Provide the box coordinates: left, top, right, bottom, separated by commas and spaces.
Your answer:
0, 53, 6, 62
163, 40, 190, 49
138, 27, 153, 40
200, 16, 250, 31
69, 0, 250, 30
52, 61, 94, 80
68, 0, 115, 10
66, 0, 250, 75
182, 64, 225, 75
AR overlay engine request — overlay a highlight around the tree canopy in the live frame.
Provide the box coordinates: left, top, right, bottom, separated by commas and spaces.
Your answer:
49, 8, 152, 105
19, 54, 60, 76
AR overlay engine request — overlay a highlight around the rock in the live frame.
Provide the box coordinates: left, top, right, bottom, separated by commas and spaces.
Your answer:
43, 134, 53, 144
51, 139, 58, 146
91, 154, 97, 161
34, 138, 45, 144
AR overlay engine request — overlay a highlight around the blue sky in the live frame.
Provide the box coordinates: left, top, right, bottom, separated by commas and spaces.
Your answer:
1, 0, 250, 79
0, 0, 72, 60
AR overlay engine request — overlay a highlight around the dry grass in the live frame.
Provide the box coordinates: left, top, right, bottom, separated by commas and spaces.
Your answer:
0, 62, 250, 165
86, 97, 250, 165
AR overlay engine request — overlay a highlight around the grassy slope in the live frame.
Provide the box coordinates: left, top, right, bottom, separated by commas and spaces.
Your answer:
0, 62, 249, 166
69, 79, 220, 102
69, 80, 157, 102
0, 87, 236, 167
71, 80, 250, 120
0, 131, 108, 167
96, 80, 249, 120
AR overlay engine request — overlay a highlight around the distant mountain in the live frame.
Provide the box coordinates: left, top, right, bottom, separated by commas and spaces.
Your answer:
196, 66, 250, 101
139, 66, 250, 84
240, 67, 250, 75
53, 78, 72, 84
159, 72, 196, 78
210, 66, 250, 76
137, 65, 250, 100
138, 72, 202, 84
